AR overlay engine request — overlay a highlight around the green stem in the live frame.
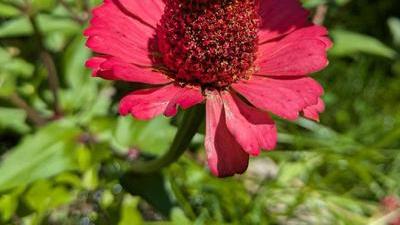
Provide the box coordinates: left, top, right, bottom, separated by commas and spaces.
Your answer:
130, 105, 205, 174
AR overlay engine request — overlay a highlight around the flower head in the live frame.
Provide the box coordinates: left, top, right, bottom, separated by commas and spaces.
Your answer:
85, 0, 332, 177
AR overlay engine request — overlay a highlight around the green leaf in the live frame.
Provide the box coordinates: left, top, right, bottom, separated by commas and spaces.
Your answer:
171, 208, 192, 225
0, 0, 24, 7
330, 29, 397, 58
388, 17, 400, 46
24, 180, 74, 212
63, 35, 91, 89
302, 0, 326, 8
0, 187, 23, 222
112, 116, 176, 155
82, 166, 99, 190
0, 107, 30, 133
302, 0, 350, 8
2, 58, 34, 77
118, 195, 143, 225
0, 2, 20, 17
0, 17, 31, 37
0, 47, 34, 77
0, 73, 15, 97
31, 0, 56, 12
121, 172, 175, 217
100, 189, 114, 209
60, 34, 112, 122
44, 31, 68, 52
0, 15, 79, 38
0, 47, 34, 96
0, 120, 80, 192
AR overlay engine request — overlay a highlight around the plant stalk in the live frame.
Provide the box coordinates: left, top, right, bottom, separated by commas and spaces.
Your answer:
28, 14, 62, 116
129, 106, 205, 174
9, 93, 47, 126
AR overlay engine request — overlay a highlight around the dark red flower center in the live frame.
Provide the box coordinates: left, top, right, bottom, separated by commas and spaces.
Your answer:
155, 0, 259, 89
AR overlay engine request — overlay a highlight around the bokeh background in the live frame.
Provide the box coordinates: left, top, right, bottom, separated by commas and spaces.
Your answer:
0, 0, 400, 224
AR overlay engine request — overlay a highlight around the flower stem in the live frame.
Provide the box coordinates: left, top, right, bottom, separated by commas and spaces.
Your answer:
130, 105, 205, 174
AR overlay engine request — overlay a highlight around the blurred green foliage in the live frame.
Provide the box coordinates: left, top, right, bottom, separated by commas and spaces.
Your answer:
0, 0, 399, 224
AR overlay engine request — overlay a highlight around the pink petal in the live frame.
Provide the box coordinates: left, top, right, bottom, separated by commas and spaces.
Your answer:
265, 25, 333, 49
118, 0, 164, 28
119, 85, 203, 120
233, 76, 323, 120
302, 98, 325, 121
257, 0, 309, 43
288, 26, 333, 49
84, 0, 156, 66
164, 87, 204, 117
96, 57, 170, 84
85, 56, 107, 76
205, 92, 249, 177
256, 26, 332, 76
85, 35, 151, 66
222, 92, 277, 156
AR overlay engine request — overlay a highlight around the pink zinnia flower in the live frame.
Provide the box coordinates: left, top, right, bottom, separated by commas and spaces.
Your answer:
84, 0, 332, 177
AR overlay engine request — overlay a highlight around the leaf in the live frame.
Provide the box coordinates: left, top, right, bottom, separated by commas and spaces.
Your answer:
0, 187, 23, 222
0, 47, 34, 77
0, 73, 15, 97
3, 58, 34, 77
0, 107, 30, 133
0, 47, 34, 96
118, 195, 144, 225
0, 2, 20, 18
24, 180, 74, 212
0, 17, 31, 37
82, 166, 99, 190
330, 29, 397, 59
121, 172, 175, 217
31, 0, 56, 12
171, 208, 192, 225
112, 116, 176, 155
63, 35, 92, 89
0, 15, 79, 38
388, 17, 400, 46
302, 0, 326, 8
0, 120, 80, 192
60, 34, 113, 122
60, 34, 97, 112
302, 0, 350, 8
100, 189, 114, 209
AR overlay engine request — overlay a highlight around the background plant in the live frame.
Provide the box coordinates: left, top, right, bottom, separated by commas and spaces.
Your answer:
0, 0, 399, 224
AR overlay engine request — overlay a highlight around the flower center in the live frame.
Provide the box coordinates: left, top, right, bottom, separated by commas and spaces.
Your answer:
155, 0, 259, 89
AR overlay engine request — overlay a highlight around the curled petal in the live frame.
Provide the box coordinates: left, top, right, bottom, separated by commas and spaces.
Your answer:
86, 56, 108, 76
302, 97, 325, 121
222, 92, 277, 156
233, 76, 323, 120
205, 92, 249, 177
119, 84, 203, 120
